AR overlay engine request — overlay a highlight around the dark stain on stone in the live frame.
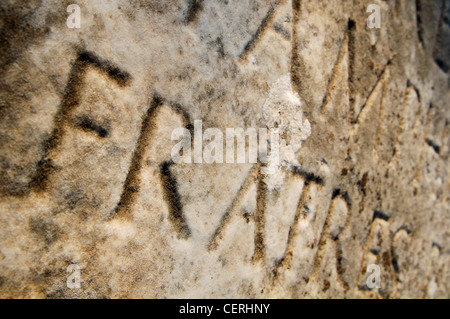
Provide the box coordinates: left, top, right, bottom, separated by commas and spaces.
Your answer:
30, 217, 60, 244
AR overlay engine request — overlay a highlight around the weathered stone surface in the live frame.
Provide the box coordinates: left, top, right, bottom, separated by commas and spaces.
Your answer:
0, 0, 449, 298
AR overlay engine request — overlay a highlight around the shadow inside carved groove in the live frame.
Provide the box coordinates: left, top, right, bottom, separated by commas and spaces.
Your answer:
332, 188, 351, 206
74, 115, 109, 138
292, 166, 324, 185
426, 138, 441, 154
407, 79, 422, 103
290, 0, 301, 94
252, 164, 267, 263
415, 0, 425, 47
184, 0, 204, 25
160, 161, 191, 239
273, 23, 291, 40
239, 0, 283, 61
372, 210, 390, 222
347, 19, 356, 121
433, 0, 450, 72
77, 51, 131, 86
